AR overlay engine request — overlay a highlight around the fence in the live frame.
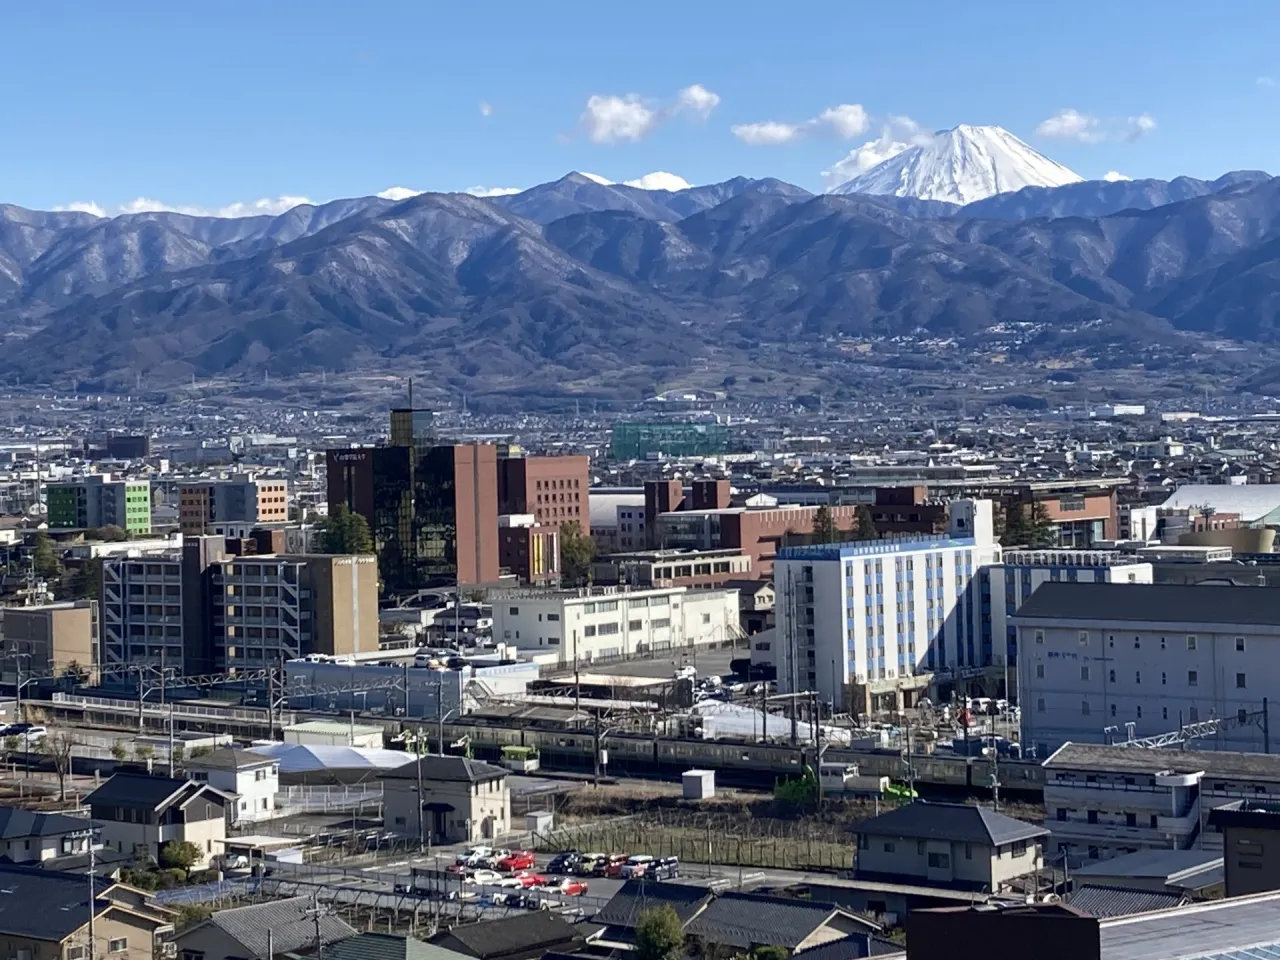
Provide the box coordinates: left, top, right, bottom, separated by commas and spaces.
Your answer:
273, 784, 383, 817
534, 814, 853, 873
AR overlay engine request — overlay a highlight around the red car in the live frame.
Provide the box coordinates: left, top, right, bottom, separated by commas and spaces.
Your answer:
547, 877, 588, 896
603, 854, 630, 878
514, 871, 547, 888
497, 851, 537, 873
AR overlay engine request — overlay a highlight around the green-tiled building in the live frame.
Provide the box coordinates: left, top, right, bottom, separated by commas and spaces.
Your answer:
46, 475, 151, 535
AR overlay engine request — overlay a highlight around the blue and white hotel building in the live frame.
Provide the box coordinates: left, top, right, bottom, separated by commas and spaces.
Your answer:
773, 500, 1002, 713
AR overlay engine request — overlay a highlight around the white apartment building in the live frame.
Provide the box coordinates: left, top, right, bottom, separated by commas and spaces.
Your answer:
1042, 742, 1280, 861
1015, 582, 1280, 757
489, 584, 739, 665
988, 550, 1152, 699
771, 500, 1001, 713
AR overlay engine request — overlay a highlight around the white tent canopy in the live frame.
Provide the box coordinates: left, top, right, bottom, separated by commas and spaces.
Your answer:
248, 742, 414, 774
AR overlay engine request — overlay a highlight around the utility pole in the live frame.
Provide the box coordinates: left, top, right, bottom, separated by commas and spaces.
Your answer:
87, 842, 96, 960
167, 703, 176, 778
415, 730, 426, 851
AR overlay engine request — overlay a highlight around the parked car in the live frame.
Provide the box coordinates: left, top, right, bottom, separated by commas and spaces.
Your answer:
513, 871, 547, 888
601, 854, 629, 878
575, 853, 605, 876
497, 850, 537, 873
619, 855, 654, 879
651, 856, 680, 880
548, 851, 581, 874
545, 877, 589, 896
475, 848, 511, 869
456, 846, 494, 866
465, 869, 505, 886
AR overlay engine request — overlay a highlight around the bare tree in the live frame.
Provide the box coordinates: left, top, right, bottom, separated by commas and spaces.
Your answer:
41, 730, 76, 801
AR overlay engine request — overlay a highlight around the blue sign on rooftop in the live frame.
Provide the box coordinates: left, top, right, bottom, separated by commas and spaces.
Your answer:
777, 536, 977, 561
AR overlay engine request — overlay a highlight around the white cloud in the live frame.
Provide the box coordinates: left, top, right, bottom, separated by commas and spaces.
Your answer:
214, 196, 313, 218
731, 121, 804, 145
581, 94, 661, 143
817, 104, 870, 139
1125, 113, 1157, 141
732, 102, 871, 146
1258, 76, 1276, 88
579, 83, 720, 143
1104, 171, 1132, 182
479, 100, 493, 117
820, 116, 934, 189
675, 84, 720, 119
623, 171, 692, 191
465, 186, 522, 197
1036, 108, 1104, 143
377, 186, 425, 201
53, 201, 107, 218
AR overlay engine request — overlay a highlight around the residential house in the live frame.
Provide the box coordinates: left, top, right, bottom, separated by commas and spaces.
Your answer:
430, 912, 582, 960
0, 862, 173, 960
380, 756, 510, 844
186, 748, 279, 824
0, 805, 97, 863
593, 881, 881, 953
853, 801, 1048, 892
175, 896, 355, 960
84, 773, 232, 869
323, 933, 471, 960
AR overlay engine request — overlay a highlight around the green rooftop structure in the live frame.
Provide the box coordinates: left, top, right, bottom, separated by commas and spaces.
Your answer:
610, 422, 731, 460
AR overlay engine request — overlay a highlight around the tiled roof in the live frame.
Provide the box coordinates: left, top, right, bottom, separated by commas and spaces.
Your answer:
855, 801, 1047, 846
0, 806, 94, 839
593, 879, 713, 929
201, 896, 354, 956
1069, 883, 1186, 919
381, 756, 508, 784
687, 892, 864, 949
432, 911, 580, 960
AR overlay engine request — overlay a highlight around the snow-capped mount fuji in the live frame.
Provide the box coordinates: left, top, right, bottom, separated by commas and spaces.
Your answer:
829, 124, 1083, 205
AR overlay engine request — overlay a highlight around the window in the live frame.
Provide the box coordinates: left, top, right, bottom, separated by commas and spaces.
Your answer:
927, 852, 950, 869
547, 613, 560, 622
1187, 635, 1197, 650
1056, 808, 1067, 822
1188, 670, 1199, 687
109, 940, 128, 954
1109, 669, 1115, 683
1079, 631, 1089, 645
883, 842, 895, 852
917, 840, 926, 855
1137, 705, 1143, 719
1237, 637, 1247, 652
1035, 664, 1045, 679
1110, 703, 1117, 717
1134, 636, 1140, 649
1126, 813, 1137, 828
1012, 840, 1028, 856
1163, 707, 1169, 720
1162, 672, 1167, 686
508, 606, 519, 615
1237, 672, 1247, 689
965, 843, 973, 859
1080, 666, 1090, 681
1081, 700, 1091, 716
1035, 630, 1045, 645
628, 620, 642, 631
1160, 636, 1166, 650
68, 949, 87, 960
702, 612, 711, 624
1087, 810, 1098, 824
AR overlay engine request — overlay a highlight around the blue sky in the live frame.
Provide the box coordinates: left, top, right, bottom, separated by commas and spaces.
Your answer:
4, 0, 1278, 215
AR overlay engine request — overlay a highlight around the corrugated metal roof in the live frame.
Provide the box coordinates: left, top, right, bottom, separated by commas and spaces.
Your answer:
1069, 883, 1185, 918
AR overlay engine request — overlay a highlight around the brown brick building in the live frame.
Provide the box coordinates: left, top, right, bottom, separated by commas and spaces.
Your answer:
498, 455, 590, 533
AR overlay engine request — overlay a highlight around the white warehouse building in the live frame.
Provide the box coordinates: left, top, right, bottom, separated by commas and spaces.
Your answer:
771, 500, 1002, 715
1014, 582, 1280, 758
489, 584, 740, 667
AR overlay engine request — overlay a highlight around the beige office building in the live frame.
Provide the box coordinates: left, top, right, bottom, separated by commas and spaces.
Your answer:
0, 600, 96, 678
178, 475, 288, 535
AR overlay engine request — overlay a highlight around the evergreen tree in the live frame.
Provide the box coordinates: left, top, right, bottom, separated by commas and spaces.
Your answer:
812, 505, 836, 543
319, 505, 374, 554
635, 906, 685, 960
853, 503, 878, 540
31, 532, 62, 580
559, 521, 596, 587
